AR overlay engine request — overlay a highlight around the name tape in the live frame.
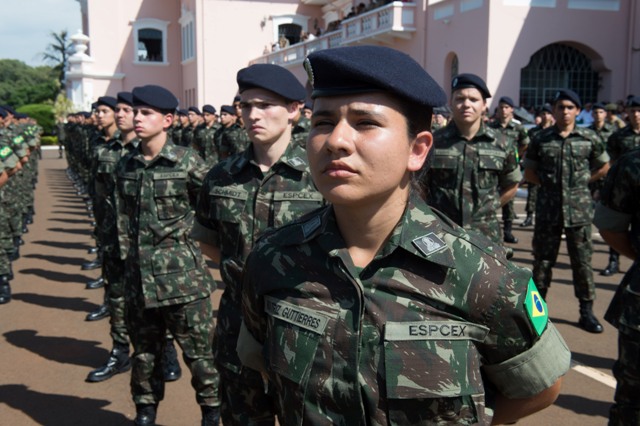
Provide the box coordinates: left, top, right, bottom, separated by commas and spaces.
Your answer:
264, 296, 332, 335
385, 321, 489, 342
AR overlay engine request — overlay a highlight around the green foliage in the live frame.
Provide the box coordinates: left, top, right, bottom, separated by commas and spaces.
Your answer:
42, 30, 72, 90
18, 104, 55, 135
40, 135, 58, 146
52, 93, 74, 121
0, 60, 59, 107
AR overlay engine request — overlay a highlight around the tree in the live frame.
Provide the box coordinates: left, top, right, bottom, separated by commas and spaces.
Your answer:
42, 30, 72, 91
0, 60, 58, 107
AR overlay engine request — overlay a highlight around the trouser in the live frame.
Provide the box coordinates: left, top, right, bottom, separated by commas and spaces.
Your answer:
609, 287, 640, 425
219, 366, 276, 426
501, 198, 517, 222
127, 296, 220, 407
525, 183, 537, 215
103, 254, 129, 347
532, 221, 595, 301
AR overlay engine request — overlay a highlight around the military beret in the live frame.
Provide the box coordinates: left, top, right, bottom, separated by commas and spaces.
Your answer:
0, 105, 17, 116
188, 106, 202, 115
117, 92, 134, 106
177, 109, 188, 116
220, 105, 236, 115
0, 108, 7, 118
91, 102, 98, 110
97, 96, 118, 110
304, 46, 446, 109
498, 96, 515, 108
14, 112, 28, 119
626, 96, 640, 107
132, 85, 178, 112
592, 102, 606, 111
552, 89, 581, 109
82, 111, 92, 118
541, 104, 553, 114
233, 95, 241, 103
451, 73, 491, 99
303, 101, 313, 110
202, 104, 217, 114
237, 64, 306, 101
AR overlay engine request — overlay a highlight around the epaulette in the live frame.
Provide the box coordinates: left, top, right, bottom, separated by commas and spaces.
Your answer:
264, 206, 328, 247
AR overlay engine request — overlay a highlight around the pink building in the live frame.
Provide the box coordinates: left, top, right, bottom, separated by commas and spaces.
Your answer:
67, 0, 640, 114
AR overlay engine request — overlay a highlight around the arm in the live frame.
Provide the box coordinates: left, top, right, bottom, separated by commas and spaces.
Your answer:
499, 182, 518, 207
199, 241, 221, 264
492, 378, 562, 425
589, 162, 610, 182
599, 230, 637, 261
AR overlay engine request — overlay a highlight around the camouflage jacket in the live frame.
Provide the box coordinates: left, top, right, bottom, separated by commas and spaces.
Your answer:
524, 125, 609, 227
196, 123, 220, 165
292, 116, 310, 149
219, 123, 250, 159
607, 125, 640, 163
95, 136, 139, 256
488, 118, 530, 158
424, 122, 521, 243
594, 147, 640, 326
588, 122, 616, 145
194, 141, 323, 372
116, 139, 216, 308
240, 194, 570, 425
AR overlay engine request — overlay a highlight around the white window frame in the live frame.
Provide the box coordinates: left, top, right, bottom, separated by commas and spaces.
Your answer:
179, 7, 196, 63
271, 14, 309, 44
132, 18, 170, 66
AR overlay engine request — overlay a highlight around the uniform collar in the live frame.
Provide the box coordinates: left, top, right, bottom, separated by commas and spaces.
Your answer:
229, 139, 309, 175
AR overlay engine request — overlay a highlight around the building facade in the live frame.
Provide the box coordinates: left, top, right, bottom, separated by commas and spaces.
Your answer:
67, 0, 640, 113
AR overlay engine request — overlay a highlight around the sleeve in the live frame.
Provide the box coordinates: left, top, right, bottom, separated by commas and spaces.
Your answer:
522, 135, 540, 171
193, 166, 221, 246
594, 153, 640, 232
498, 138, 522, 189
187, 150, 211, 208
606, 131, 621, 162
589, 132, 610, 170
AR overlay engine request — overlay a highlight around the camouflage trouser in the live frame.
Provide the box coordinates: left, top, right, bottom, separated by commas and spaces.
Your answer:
532, 221, 595, 300
127, 296, 220, 407
0, 202, 10, 276
525, 183, 537, 215
609, 287, 640, 426
219, 365, 276, 426
103, 254, 129, 347
501, 198, 517, 222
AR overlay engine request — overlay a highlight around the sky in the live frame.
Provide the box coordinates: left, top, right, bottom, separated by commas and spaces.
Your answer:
0, 0, 83, 67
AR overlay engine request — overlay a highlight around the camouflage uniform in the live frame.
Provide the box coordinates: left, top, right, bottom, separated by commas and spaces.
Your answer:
115, 139, 219, 408
523, 125, 549, 221
0, 143, 20, 280
218, 124, 250, 159
489, 118, 529, 238
593, 147, 640, 425
239, 194, 571, 425
424, 121, 521, 244
524, 126, 609, 299
194, 141, 323, 425
292, 116, 310, 149
607, 125, 640, 163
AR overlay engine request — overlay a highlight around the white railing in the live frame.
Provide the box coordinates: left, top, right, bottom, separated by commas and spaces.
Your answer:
251, 2, 416, 66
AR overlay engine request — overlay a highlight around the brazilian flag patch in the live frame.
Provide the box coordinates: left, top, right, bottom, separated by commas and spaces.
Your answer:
524, 278, 548, 336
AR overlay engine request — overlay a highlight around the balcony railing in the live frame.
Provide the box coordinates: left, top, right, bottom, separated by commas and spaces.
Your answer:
251, 2, 416, 66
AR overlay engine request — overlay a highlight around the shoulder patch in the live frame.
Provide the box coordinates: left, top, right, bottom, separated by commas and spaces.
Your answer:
524, 278, 548, 336
302, 214, 321, 239
412, 233, 446, 256
287, 156, 306, 167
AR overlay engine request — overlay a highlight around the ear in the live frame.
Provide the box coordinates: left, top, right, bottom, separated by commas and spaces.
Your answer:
162, 113, 174, 131
408, 130, 433, 172
287, 101, 302, 121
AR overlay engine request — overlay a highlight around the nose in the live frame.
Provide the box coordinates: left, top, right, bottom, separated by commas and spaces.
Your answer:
324, 119, 354, 154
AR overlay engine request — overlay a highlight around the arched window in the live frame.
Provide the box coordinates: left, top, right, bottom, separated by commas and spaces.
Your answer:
520, 43, 599, 108
132, 18, 169, 65
279, 23, 302, 45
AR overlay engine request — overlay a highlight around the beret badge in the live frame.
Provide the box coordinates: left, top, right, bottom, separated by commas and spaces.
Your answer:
304, 57, 314, 88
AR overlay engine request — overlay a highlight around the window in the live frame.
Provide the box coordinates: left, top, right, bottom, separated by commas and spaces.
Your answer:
132, 18, 169, 65
180, 7, 195, 62
271, 15, 308, 46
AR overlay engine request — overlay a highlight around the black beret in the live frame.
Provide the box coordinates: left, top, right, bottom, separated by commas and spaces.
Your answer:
132, 85, 178, 111
0, 108, 7, 118
15, 112, 27, 119
220, 105, 235, 115
82, 111, 92, 118
540, 104, 553, 114
552, 89, 581, 109
177, 109, 189, 116
202, 104, 217, 114
233, 95, 241, 103
117, 92, 134, 106
303, 101, 313, 110
188, 106, 202, 115
0, 105, 17, 115
626, 96, 640, 107
97, 96, 117, 110
451, 73, 491, 99
592, 102, 606, 111
304, 46, 446, 109
237, 64, 306, 101
91, 102, 98, 110
498, 96, 515, 108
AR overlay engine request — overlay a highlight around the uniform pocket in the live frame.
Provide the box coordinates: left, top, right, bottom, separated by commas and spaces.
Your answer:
272, 191, 323, 228
431, 153, 459, 189
478, 150, 505, 189
151, 245, 199, 300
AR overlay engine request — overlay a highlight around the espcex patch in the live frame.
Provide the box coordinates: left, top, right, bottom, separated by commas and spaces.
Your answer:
524, 278, 548, 336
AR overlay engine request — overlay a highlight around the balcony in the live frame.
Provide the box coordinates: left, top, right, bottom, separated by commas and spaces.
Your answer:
251, 2, 416, 66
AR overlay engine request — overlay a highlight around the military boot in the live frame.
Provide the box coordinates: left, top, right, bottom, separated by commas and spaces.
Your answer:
503, 221, 519, 244
134, 404, 157, 426
520, 214, 533, 227
86, 303, 109, 321
86, 344, 131, 382
600, 251, 619, 277
201, 406, 221, 426
86, 276, 105, 290
0, 275, 11, 304
578, 300, 603, 333
82, 253, 102, 270
163, 339, 182, 382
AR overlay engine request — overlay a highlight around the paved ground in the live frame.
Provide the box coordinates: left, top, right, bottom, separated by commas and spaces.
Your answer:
0, 150, 624, 425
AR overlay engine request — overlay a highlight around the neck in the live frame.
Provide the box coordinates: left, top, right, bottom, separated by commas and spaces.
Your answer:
104, 123, 118, 139
120, 129, 137, 144
499, 117, 511, 127
556, 121, 575, 136
333, 186, 409, 268
456, 119, 482, 140
252, 127, 292, 171
141, 132, 167, 160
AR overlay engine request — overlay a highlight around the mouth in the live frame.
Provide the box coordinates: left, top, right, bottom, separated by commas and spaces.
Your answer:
323, 161, 356, 176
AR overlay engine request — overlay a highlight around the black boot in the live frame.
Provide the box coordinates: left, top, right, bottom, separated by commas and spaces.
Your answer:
82, 255, 102, 271
0, 275, 11, 304
24, 213, 33, 225
86, 344, 131, 382
520, 215, 533, 227
86, 303, 110, 321
578, 300, 603, 333
201, 406, 221, 426
600, 252, 619, 277
87, 246, 100, 254
134, 404, 157, 426
503, 221, 519, 244
86, 277, 105, 290
163, 339, 182, 382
